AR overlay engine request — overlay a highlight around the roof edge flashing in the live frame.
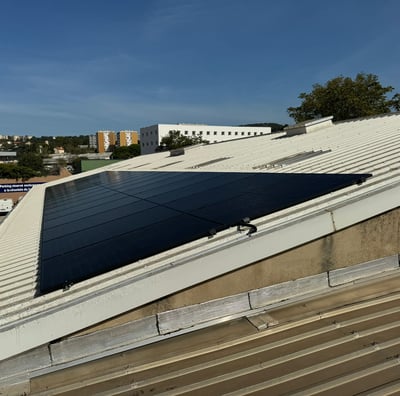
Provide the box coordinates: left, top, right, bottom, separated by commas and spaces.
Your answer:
285, 116, 334, 137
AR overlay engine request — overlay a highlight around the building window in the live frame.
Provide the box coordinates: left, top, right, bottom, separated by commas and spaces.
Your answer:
199, 131, 203, 135
221, 131, 225, 135
207, 131, 210, 135
184, 131, 188, 135
241, 132, 245, 136
228, 132, 231, 135
213, 131, 217, 135
192, 131, 196, 135
248, 132, 251, 135
254, 132, 257, 135
235, 132, 238, 136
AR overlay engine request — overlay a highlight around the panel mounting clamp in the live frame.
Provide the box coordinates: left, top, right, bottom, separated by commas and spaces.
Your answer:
236, 217, 257, 236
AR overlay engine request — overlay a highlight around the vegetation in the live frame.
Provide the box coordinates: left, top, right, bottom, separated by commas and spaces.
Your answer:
0, 135, 95, 178
111, 144, 141, 159
1, 135, 94, 155
17, 152, 45, 173
31, 135, 91, 155
0, 163, 37, 181
287, 73, 400, 122
157, 130, 207, 151
70, 157, 84, 173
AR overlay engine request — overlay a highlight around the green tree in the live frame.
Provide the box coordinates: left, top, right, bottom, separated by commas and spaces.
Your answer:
390, 93, 400, 111
15, 165, 37, 181
111, 144, 141, 159
0, 164, 36, 181
17, 152, 44, 173
157, 130, 207, 151
0, 164, 16, 179
287, 73, 400, 122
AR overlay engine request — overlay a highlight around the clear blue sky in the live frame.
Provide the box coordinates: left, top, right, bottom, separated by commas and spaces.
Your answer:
0, 0, 399, 136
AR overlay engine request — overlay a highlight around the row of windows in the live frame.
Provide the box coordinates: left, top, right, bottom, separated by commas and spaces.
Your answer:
183, 130, 264, 137
141, 139, 220, 146
142, 130, 156, 137
142, 129, 266, 138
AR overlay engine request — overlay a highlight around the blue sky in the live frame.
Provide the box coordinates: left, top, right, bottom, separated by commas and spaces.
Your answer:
0, 0, 399, 136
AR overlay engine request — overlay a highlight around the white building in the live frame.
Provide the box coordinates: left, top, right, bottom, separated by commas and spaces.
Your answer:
88, 134, 97, 149
139, 123, 272, 154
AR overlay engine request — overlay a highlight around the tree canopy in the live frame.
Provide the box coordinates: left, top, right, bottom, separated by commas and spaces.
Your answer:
111, 144, 141, 159
17, 152, 44, 173
287, 73, 400, 123
157, 130, 207, 151
0, 164, 37, 181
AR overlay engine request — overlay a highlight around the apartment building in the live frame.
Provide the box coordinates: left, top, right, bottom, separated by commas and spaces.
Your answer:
96, 130, 116, 153
139, 123, 272, 154
94, 130, 138, 153
117, 130, 138, 147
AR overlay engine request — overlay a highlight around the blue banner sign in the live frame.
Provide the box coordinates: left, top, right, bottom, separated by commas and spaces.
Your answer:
0, 182, 44, 193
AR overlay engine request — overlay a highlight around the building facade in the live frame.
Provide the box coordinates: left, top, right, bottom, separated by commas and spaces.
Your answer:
139, 123, 272, 155
94, 131, 138, 153
0, 151, 17, 163
88, 135, 97, 149
117, 130, 138, 147
96, 131, 116, 153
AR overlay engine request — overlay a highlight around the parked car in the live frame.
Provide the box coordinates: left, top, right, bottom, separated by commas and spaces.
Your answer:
0, 198, 13, 215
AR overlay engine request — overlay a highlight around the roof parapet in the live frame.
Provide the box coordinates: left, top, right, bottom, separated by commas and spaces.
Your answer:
284, 116, 334, 137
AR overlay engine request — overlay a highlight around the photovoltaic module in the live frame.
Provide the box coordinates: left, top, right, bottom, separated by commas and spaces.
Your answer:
38, 170, 371, 294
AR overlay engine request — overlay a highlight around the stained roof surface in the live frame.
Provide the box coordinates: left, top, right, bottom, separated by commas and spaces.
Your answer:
39, 170, 370, 294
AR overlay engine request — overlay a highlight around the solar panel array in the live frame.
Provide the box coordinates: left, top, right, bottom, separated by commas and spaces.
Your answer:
38, 170, 371, 294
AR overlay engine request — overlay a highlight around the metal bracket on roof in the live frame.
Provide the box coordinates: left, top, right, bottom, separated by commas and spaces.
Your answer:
236, 217, 257, 236
208, 228, 217, 239
63, 281, 74, 291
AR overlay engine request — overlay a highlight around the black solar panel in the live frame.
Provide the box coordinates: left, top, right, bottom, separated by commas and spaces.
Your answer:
38, 170, 371, 294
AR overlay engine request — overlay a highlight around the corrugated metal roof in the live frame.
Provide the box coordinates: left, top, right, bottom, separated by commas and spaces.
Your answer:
1, 113, 400, 362
28, 271, 400, 395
